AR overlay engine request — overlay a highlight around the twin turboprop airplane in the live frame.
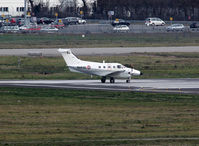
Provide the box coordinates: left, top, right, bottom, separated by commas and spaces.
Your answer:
58, 49, 142, 83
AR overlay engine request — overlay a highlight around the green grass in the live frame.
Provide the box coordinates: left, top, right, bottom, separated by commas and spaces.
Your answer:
1, 33, 199, 48
0, 52, 199, 79
0, 87, 199, 145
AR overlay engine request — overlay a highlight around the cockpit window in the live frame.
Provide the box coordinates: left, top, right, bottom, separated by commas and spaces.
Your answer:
117, 65, 122, 68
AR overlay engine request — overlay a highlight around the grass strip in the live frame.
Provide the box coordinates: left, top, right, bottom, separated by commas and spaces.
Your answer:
0, 33, 199, 49
0, 87, 199, 145
0, 52, 199, 79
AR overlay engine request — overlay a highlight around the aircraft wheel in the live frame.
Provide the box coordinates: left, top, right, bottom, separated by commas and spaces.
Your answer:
126, 79, 130, 83
110, 77, 115, 83
101, 77, 106, 83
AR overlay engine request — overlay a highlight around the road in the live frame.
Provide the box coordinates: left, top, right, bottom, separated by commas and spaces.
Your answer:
59, 24, 198, 34
0, 46, 199, 56
0, 79, 199, 94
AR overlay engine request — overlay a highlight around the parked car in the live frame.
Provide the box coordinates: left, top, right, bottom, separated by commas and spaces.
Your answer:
62, 17, 79, 25
190, 22, 199, 28
37, 17, 54, 24
51, 19, 65, 29
1, 25, 19, 32
10, 18, 17, 24
16, 18, 25, 26
19, 25, 41, 31
76, 17, 86, 24
145, 17, 165, 26
112, 19, 130, 26
166, 24, 185, 31
62, 17, 86, 25
40, 26, 58, 33
113, 25, 130, 32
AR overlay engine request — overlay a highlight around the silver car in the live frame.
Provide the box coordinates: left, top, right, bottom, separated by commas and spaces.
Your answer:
166, 24, 185, 31
145, 17, 165, 26
113, 25, 130, 32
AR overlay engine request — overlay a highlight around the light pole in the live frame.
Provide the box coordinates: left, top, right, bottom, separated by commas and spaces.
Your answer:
24, 0, 27, 26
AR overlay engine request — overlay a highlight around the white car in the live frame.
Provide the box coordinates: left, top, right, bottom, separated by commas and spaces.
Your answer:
145, 17, 165, 26
40, 26, 58, 33
166, 24, 185, 31
113, 25, 130, 32
77, 17, 86, 24
1, 25, 19, 32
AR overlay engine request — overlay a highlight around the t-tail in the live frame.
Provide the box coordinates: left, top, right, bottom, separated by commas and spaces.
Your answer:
58, 49, 81, 66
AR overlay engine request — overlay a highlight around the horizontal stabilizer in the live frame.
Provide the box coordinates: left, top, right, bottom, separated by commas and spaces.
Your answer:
58, 48, 71, 53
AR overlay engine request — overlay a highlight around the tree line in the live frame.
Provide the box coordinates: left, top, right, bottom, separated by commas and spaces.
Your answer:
28, 0, 199, 21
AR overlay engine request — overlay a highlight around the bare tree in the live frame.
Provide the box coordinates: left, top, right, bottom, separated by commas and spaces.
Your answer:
28, 0, 34, 11
58, 0, 78, 17
59, 0, 77, 8
81, 0, 88, 16
94, 0, 199, 20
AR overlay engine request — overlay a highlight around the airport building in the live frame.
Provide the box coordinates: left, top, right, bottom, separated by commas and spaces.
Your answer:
0, 0, 60, 17
0, 0, 25, 16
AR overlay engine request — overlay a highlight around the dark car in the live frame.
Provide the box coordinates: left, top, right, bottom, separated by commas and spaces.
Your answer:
16, 18, 25, 26
190, 22, 199, 28
37, 17, 54, 24
51, 19, 65, 29
0, 22, 3, 28
111, 19, 130, 26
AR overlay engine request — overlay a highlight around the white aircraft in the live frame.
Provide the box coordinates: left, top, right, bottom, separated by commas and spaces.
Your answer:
58, 49, 142, 83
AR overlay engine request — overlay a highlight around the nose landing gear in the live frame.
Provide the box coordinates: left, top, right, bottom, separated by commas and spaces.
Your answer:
126, 77, 131, 83
126, 79, 130, 83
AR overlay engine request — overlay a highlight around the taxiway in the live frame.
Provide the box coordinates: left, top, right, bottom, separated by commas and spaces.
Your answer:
0, 46, 199, 56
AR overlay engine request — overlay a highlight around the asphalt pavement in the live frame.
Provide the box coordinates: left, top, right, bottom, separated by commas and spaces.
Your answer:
0, 79, 199, 94
58, 24, 197, 34
0, 46, 199, 56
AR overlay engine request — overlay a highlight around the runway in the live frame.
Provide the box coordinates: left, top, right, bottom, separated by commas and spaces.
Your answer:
0, 79, 199, 94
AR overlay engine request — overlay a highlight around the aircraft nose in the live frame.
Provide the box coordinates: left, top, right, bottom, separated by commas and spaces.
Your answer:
131, 69, 142, 76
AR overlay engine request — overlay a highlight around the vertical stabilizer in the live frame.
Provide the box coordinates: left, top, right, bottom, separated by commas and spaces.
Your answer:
58, 49, 81, 66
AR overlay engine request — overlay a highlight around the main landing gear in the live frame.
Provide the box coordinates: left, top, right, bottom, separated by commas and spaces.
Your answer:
110, 77, 115, 83
101, 76, 106, 83
101, 77, 115, 83
101, 77, 131, 83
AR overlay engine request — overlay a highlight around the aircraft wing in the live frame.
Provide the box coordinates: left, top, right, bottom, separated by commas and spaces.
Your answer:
105, 70, 125, 77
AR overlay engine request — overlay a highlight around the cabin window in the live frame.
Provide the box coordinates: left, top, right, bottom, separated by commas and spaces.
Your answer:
108, 66, 111, 68
66, 51, 70, 54
103, 66, 106, 68
113, 66, 115, 68
3, 7, 8, 12
117, 65, 121, 69
98, 66, 101, 68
